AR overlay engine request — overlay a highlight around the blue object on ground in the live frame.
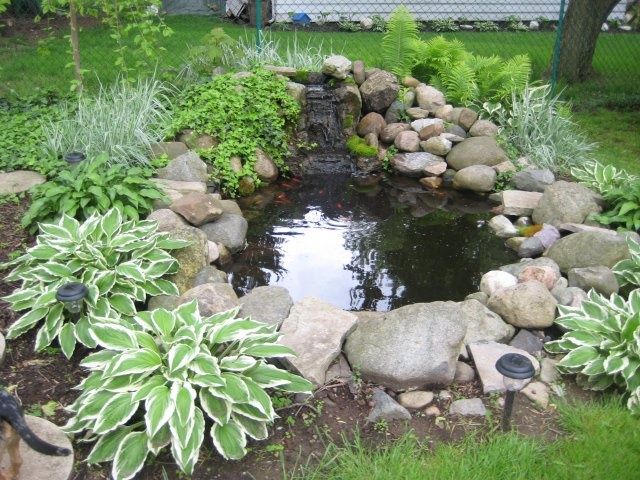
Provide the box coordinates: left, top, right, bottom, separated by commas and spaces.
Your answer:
291, 13, 311, 26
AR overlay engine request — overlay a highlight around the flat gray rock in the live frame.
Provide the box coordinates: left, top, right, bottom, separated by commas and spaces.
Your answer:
147, 209, 188, 232
179, 283, 239, 316
344, 302, 469, 390
0, 415, 74, 480
545, 231, 630, 273
449, 398, 486, 416
279, 297, 358, 386
509, 329, 544, 355
468, 341, 539, 394
0, 170, 46, 195
200, 213, 248, 254
513, 169, 555, 193
500, 257, 561, 278
366, 389, 411, 423
239, 286, 293, 328
392, 152, 444, 177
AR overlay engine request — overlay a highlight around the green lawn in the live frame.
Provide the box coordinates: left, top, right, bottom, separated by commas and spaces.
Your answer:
289, 397, 640, 480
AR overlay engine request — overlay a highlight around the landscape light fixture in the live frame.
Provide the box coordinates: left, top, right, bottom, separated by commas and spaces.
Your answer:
495, 353, 535, 432
63, 151, 86, 167
56, 282, 88, 316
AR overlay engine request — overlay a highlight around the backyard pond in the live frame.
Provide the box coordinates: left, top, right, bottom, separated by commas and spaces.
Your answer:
229, 173, 517, 310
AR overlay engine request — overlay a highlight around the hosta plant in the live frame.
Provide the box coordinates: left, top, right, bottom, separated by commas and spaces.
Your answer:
64, 302, 312, 479
613, 237, 640, 288
545, 289, 640, 414
2, 208, 188, 358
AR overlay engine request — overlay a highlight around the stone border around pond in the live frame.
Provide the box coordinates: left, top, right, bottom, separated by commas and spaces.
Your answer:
2, 58, 637, 422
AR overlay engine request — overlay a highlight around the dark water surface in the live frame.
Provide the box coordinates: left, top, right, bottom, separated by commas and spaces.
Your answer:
227, 174, 517, 311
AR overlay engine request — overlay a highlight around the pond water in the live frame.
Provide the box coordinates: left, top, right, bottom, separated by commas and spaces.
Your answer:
227, 174, 517, 311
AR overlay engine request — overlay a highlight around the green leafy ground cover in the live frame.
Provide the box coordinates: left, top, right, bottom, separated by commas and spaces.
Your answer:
290, 397, 640, 480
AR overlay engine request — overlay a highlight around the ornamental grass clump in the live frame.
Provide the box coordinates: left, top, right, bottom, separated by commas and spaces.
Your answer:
64, 302, 312, 479
497, 84, 596, 174
2, 208, 188, 358
43, 78, 171, 168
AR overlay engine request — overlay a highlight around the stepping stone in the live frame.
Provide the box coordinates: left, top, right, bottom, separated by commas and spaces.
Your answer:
0, 171, 46, 195
449, 398, 486, 417
468, 341, 540, 394
0, 415, 74, 480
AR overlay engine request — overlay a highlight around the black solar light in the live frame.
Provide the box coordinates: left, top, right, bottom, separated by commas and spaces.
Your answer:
56, 282, 88, 316
63, 151, 86, 167
495, 353, 535, 432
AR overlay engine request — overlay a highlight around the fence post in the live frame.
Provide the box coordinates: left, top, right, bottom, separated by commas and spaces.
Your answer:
550, 0, 567, 95
256, 0, 263, 53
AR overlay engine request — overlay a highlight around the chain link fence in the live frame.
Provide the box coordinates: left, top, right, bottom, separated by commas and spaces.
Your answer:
0, 0, 638, 99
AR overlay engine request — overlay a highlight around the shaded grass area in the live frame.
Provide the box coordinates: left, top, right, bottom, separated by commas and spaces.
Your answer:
289, 397, 640, 480
573, 109, 640, 175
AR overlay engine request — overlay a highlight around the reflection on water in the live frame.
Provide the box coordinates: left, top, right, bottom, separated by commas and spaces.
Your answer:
226, 174, 517, 311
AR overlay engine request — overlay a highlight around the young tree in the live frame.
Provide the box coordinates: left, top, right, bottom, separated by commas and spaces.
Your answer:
556, 0, 620, 82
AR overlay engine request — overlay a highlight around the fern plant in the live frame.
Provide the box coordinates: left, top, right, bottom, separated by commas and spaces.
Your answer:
382, 6, 419, 77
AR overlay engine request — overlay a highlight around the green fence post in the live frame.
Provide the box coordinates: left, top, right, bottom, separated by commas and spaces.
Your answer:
550, 0, 567, 95
256, 0, 263, 53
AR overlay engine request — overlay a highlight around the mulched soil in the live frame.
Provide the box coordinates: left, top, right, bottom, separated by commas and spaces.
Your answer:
0, 197, 579, 480
0, 14, 100, 43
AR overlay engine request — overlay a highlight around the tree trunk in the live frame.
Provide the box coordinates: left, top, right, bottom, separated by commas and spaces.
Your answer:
556, 0, 619, 83
69, 0, 83, 93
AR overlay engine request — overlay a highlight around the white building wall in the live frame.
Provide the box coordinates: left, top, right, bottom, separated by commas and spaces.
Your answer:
270, 0, 627, 23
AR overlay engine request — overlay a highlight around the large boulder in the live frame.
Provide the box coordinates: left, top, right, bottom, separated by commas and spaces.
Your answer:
279, 297, 358, 386
446, 137, 508, 170
156, 151, 208, 183
166, 226, 209, 294
200, 213, 248, 254
392, 152, 444, 177
170, 193, 223, 227
487, 281, 557, 328
452, 165, 497, 192
545, 231, 631, 273
532, 181, 603, 226
179, 283, 239, 316
359, 70, 400, 113
344, 302, 469, 390
415, 84, 446, 111
0, 170, 46, 195
459, 299, 515, 358
322, 55, 352, 79
239, 286, 294, 328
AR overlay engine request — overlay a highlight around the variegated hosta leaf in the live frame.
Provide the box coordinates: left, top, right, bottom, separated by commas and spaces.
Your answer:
548, 286, 640, 414
68, 303, 312, 478
613, 237, 640, 288
1, 208, 183, 355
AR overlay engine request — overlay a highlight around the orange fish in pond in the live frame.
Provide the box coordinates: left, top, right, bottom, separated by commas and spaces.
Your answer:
274, 192, 292, 205
336, 202, 343, 209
